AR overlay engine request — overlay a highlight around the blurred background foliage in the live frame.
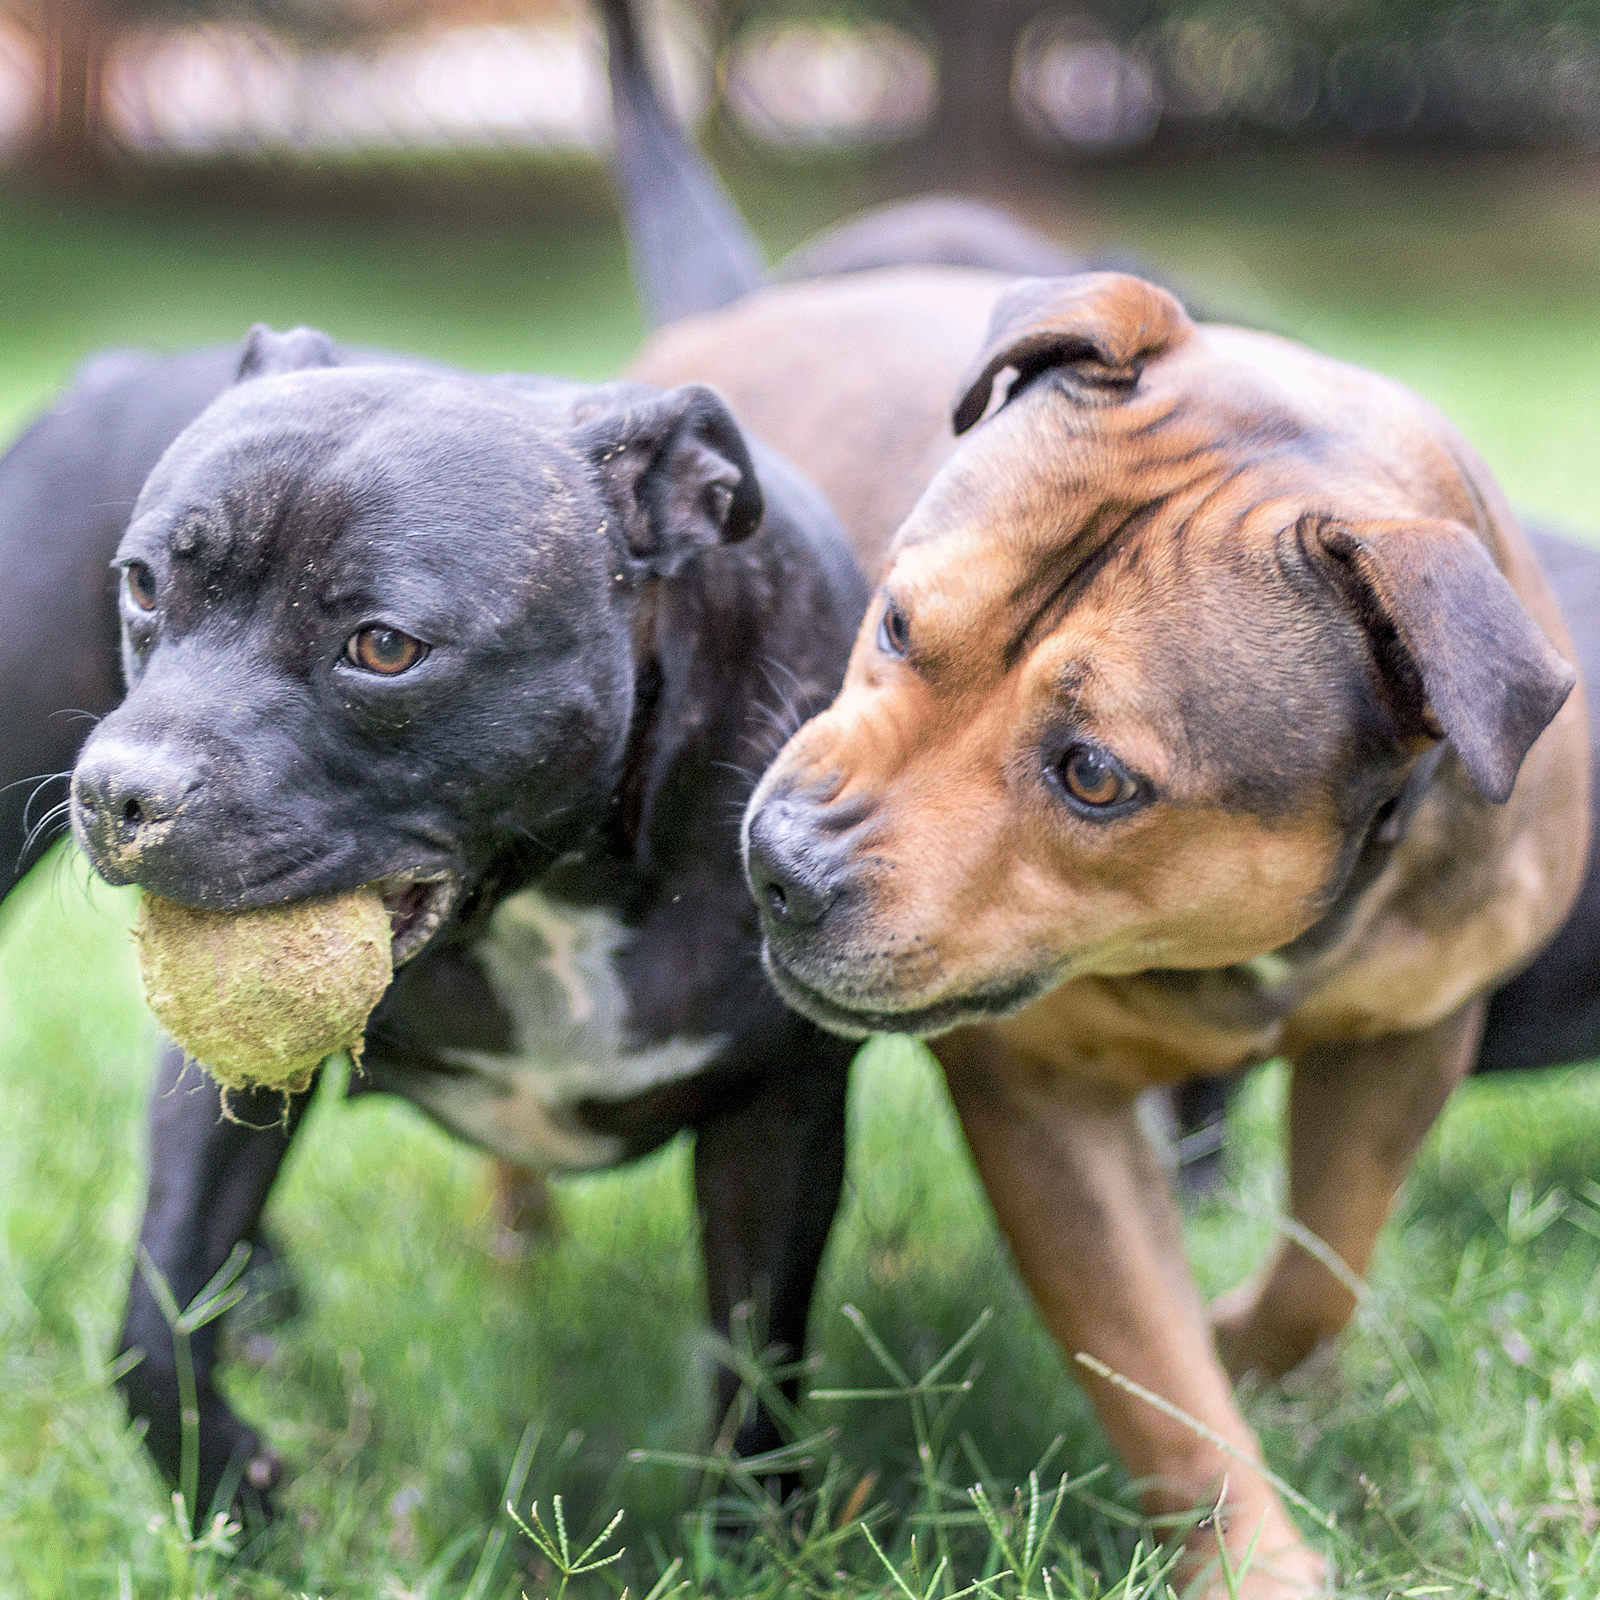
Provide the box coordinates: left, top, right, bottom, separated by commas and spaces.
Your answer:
3, 0, 1600, 184
2, 0, 1595, 532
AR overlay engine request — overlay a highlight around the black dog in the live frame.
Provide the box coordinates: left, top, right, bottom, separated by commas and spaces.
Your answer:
0, 0, 1090, 902
58, 323, 865, 1518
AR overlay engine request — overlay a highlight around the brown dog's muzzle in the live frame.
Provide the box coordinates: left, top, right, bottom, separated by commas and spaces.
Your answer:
744, 773, 941, 1037
745, 796, 847, 935
744, 745, 1057, 1040
746, 770, 887, 941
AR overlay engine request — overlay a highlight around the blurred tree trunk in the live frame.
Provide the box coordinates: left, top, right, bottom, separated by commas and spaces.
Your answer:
904, 0, 1043, 188
29, 0, 113, 182
702, 0, 1054, 189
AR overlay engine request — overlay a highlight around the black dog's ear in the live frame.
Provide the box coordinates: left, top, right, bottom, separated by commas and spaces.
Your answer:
236, 324, 341, 382
584, 384, 764, 576
1313, 517, 1575, 804
952, 272, 1191, 434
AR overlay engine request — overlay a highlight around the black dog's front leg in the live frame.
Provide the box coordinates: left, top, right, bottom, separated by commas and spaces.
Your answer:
693, 1031, 852, 1486
119, 1042, 315, 1522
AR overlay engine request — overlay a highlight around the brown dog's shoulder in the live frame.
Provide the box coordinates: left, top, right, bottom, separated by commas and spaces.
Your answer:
629, 267, 1010, 579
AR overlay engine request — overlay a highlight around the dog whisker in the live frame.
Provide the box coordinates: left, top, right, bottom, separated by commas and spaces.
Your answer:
0, 767, 73, 798
53, 707, 108, 727
22, 772, 72, 829
741, 693, 808, 770
711, 757, 762, 788
20, 799, 73, 863
753, 658, 824, 737
747, 695, 790, 735
758, 656, 808, 703
751, 692, 798, 734
43, 836, 98, 913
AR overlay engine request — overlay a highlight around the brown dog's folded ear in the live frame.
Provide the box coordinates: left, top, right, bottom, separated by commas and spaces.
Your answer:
952, 272, 1191, 435
237, 324, 341, 381
1314, 518, 1576, 804
584, 383, 764, 577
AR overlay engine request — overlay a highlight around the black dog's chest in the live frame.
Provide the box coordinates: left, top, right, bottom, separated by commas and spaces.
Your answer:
371, 886, 723, 1169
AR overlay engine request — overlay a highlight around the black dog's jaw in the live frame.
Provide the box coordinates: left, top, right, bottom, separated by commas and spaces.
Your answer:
75, 334, 866, 1521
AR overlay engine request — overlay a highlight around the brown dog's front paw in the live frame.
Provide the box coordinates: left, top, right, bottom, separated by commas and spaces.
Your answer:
1179, 1506, 1327, 1599
1187, 1545, 1327, 1599
1211, 1302, 1311, 1383
1211, 1275, 1346, 1383
1210, 1281, 1271, 1381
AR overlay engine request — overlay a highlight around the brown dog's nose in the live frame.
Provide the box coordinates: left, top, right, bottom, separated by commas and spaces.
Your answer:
71, 740, 202, 875
745, 802, 841, 932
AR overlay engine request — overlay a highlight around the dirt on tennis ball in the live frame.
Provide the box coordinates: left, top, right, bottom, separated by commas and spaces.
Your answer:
134, 887, 394, 1094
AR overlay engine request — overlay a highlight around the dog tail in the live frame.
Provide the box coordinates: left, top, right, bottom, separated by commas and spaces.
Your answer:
599, 0, 765, 326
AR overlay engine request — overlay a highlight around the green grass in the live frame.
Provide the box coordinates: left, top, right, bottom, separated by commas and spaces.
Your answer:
5, 857, 1600, 1598
2, 149, 1599, 1596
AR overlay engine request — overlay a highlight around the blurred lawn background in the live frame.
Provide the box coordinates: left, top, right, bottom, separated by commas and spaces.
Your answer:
2, 48, 1600, 1600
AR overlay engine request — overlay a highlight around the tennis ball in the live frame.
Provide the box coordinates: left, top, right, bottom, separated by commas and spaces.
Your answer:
134, 887, 393, 1094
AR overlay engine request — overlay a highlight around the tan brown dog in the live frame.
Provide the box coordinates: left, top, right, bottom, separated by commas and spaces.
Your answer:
634, 270, 1589, 1595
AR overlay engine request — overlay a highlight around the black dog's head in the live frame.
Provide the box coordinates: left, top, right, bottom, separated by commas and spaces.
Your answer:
70, 328, 763, 965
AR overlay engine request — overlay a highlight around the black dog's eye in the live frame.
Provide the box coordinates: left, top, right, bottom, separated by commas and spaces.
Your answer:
346, 626, 429, 676
877, 597, 910, 658
1056, 744, 1139, 811
124, 561, 158, 612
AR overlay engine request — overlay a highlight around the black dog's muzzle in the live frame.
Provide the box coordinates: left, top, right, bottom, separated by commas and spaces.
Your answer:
71, 733, 203, 883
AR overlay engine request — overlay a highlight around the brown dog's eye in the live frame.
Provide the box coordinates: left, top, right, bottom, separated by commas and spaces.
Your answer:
346, 626, 429, 676
124, 561, 158, 612
877, 598, 910, 657
1059, 745, 1136, 810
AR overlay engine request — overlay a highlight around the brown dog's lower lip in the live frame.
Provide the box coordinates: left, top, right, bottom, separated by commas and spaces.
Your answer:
761, 944, 1048, 1040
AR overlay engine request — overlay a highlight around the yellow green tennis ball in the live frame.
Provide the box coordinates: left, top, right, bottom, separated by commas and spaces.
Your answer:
134, 887, 393, 1094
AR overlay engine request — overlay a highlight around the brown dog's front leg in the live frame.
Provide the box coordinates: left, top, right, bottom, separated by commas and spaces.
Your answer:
938, 1027, 1323, 1599
1213, 999, 1484, 1382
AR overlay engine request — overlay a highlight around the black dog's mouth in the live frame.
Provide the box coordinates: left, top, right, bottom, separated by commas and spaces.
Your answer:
377, 873, 460, 966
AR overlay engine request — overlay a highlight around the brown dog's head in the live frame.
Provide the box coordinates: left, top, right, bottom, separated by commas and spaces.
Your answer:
743, 273, 1576, 1038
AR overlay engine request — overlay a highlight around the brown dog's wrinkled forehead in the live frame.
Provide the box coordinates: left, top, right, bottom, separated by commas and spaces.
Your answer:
888, 272, 1512, 602
874, 272, 1572, 812
947, 272, 1491, 533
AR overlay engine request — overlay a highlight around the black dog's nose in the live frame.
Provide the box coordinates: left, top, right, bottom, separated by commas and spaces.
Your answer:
72, 741, 202, 871
745, 802, 841, 931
